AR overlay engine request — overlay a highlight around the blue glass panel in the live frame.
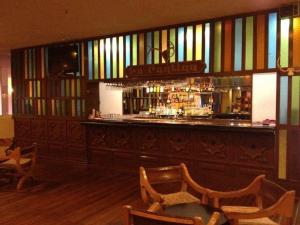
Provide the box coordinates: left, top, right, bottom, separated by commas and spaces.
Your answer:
125, 35, 131, 67
234, 18, 243, 71
77, 99, 81, 116
205, 23, 210, 73
178, 27, 185, 62
280, 76, 288, 124
88, 41, 93, 80
105, 38, 111, 79
146, 32, 152, 64
268, 12, 277, 69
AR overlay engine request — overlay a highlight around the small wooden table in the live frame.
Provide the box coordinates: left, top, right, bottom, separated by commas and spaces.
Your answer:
161, 203, 229, 225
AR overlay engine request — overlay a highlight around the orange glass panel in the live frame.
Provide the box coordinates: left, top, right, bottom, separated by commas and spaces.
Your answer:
139, 33, 145, 65
224, 20, 232, 72
293, 17, 300, 67
256, 14, 265, 70
24, 50, 28, 79
161, 30, 168, 63
81, 43, 85, 76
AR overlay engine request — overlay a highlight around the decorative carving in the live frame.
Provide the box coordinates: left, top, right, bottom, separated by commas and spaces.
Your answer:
87, 127, 107, 148
47, 120, 66, 143
135, 128, 159, 153
277, 57, 300, 76
125, 60, 206, 80
147, 41, 175, 63
67, 121, 85, 145
14, 118, 31, 139
31, 119, 47, 141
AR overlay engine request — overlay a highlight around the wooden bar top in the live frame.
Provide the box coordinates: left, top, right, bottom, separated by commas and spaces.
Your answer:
82, 116, 275, 133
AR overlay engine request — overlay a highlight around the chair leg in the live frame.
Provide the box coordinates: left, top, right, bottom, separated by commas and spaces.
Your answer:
17, 175, 30, 190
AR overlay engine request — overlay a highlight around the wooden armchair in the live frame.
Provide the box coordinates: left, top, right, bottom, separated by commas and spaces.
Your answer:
123, 204, 221, 225
140, 163, 209, 206
0, 143, 37, 190
208, 175, 296, 225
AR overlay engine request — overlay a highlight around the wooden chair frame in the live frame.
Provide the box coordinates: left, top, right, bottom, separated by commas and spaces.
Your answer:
123, 204, 220, 225
208, 175, 296, 225
0, 143, 37, 190
140, 163, 209, 205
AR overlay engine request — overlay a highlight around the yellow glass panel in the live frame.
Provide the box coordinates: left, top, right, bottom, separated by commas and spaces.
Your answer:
132, 34, 138, 66
93, 40, 99, 79
112, 37, 117, 78
169, 28, 176, 63
280, 18, 290, 68
293, 17, 300, 67
278, 130, 287, 179
71, 80, 75, 97
161, 30, 167, 63
119, 36, 124, 78
195, 25, 202, 60
186, 26, 193, 61
214, 22, 222, 72
139, 33, 145, 65
154, 31, 160, 64
99, 39, 105, 79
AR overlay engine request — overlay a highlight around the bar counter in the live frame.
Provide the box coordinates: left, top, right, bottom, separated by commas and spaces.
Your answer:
82, 116, 275, 133
82, 117, 276, 190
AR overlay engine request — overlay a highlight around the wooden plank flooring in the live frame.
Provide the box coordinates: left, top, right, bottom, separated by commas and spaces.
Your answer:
0, 160, 299, 225
0, 160, 141, 225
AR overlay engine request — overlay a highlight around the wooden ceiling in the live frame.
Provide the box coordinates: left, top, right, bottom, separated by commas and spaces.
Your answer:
0, 0, 290, 52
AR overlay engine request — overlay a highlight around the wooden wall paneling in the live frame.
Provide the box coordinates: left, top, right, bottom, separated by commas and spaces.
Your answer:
66, 119, 85, 146
88, 148, 113, 169
133, 127, 160, 154
287, 127, 300, 181
47, 119, 66, 143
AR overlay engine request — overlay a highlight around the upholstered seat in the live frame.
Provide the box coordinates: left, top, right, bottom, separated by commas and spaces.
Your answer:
162, 191, 201, 206
140, 163, 208, 206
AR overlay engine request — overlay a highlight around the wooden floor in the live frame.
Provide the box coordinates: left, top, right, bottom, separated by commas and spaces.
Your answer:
0, 160, 142, 225
0, 160, 299, 225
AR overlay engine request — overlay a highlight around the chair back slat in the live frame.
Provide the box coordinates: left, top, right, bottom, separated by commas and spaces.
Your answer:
145, 166, 183, 185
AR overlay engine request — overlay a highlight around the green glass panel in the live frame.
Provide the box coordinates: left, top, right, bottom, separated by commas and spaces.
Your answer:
37, 81, 40, 97
77, 79, 81, 97
42, 99, 46, 116
132, 34, 138, 65
291, 76, 300, 125
112, 37, 117, 78
93, 40, 99, 79
245, 16, 254, 70
61, 80, 65, 97
170, 29, 176, 63
214, 21, 222, 72
154, 31, 160, 64
280, 18, 290, 68
186, 26, 193, 61
61, 100, 65, 116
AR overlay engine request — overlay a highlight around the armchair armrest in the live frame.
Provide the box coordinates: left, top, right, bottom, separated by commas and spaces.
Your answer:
181, 163, 209, 203
208, 175, 265, 208
207, 212, 221, 225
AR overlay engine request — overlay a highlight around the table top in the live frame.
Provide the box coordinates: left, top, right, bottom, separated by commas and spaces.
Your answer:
162, 203, 229, 225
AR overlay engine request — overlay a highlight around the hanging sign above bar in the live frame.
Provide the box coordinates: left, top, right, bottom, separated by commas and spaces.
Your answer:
125, 60, 206, 80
